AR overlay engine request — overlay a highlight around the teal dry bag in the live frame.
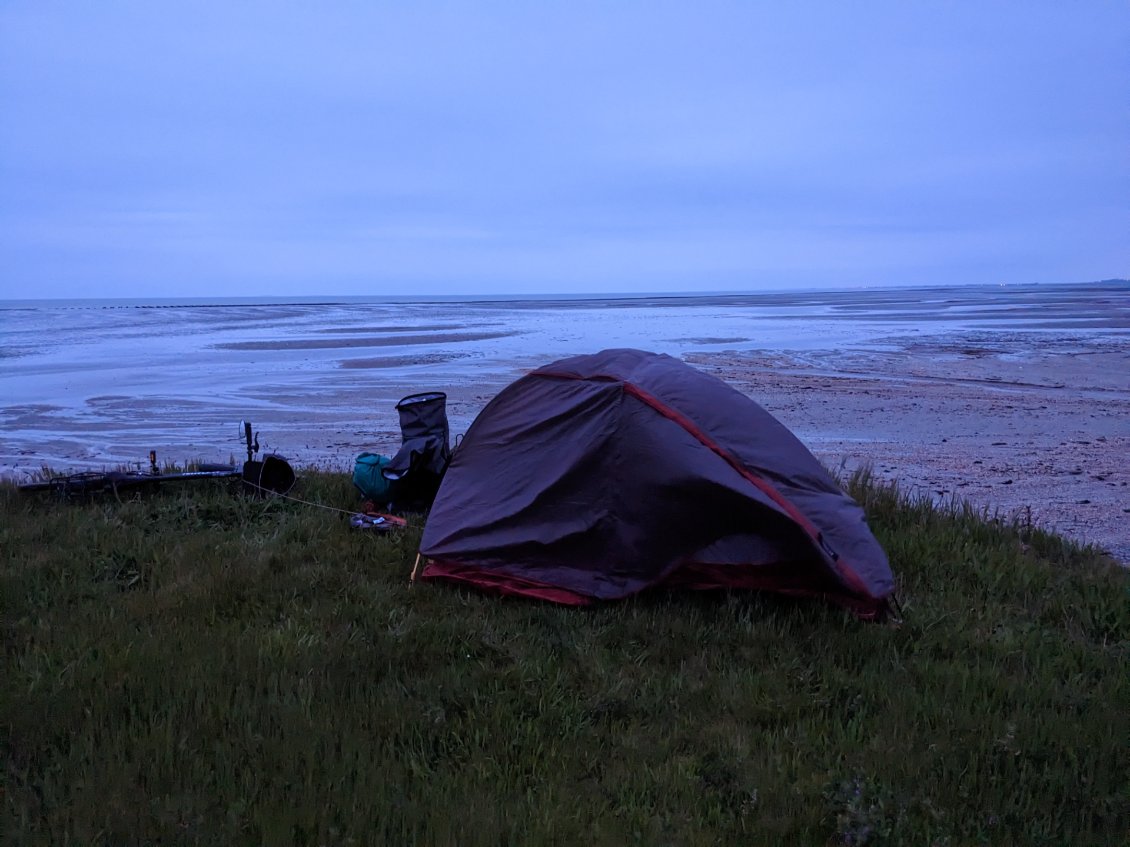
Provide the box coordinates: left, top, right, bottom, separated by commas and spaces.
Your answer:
352, 453, 394, 503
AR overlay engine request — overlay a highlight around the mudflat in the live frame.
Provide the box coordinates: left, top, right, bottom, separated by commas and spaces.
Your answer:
689, 342, 1129, 563
2, 282, 1127, 561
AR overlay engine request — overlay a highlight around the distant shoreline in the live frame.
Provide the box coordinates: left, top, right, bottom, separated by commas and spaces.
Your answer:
2, 278, 1125, 310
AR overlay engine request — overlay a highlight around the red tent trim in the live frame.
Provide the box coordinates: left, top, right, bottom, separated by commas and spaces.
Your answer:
421, 560, 592, 605
421, 559, 885, 619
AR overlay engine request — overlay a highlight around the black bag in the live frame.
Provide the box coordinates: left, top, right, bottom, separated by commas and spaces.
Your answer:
383, 392, 451, 511
242, 453, 296, 497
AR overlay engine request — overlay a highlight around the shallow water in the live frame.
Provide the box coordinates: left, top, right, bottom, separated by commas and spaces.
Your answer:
1, 281, 1126, 476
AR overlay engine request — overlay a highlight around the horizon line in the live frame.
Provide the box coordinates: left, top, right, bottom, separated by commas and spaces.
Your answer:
1, 277, 1125, 308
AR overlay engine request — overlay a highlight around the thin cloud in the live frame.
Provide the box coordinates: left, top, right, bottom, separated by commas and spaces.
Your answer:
1, 2, 1127, 297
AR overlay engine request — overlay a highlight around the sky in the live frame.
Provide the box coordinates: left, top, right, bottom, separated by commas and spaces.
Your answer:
1, 2, 1127, 298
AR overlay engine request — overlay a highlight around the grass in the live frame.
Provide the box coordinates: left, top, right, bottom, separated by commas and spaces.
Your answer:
1, 470, 1127, 845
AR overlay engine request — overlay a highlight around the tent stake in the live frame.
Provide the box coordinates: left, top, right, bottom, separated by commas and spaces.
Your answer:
409, 552, 423, 585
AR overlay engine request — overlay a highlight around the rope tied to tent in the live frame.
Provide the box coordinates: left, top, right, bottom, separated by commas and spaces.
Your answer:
242, 478, 409, 529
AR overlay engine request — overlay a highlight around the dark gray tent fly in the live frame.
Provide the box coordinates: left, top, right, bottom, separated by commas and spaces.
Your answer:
418, 349, 895, 618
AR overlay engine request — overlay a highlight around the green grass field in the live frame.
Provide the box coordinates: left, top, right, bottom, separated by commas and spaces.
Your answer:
2, 471, 1127, 845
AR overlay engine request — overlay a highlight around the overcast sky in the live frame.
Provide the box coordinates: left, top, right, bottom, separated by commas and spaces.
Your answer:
1, 2, 1127, 298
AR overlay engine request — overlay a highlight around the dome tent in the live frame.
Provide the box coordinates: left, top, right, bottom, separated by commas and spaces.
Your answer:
418, 349, 894, 618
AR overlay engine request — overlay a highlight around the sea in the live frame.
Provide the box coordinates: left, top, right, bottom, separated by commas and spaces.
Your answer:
1, 280, 1127, 477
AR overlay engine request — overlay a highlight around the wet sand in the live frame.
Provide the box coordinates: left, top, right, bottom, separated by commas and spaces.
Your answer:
687, 344, 1130, 563
3, 283, 1127, 562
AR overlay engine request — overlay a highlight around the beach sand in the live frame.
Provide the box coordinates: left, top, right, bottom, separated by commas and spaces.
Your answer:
688, 343, 1130, 563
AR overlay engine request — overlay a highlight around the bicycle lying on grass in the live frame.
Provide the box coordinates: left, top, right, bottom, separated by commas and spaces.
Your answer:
17, 421, 296, 499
